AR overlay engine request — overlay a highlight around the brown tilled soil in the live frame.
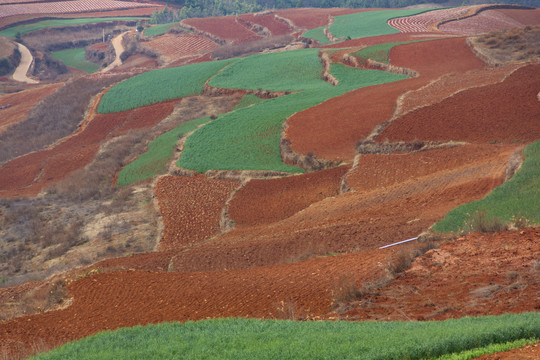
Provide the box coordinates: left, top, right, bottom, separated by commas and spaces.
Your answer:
238, 13, 294, 36
0, 83, 62, 135
329, 227, 540, 321
228, 166, 349, 227
155, 175, 240, 251
183, 16, 262, 44
378, 63, 540, 144
0, 100, 176, 197
285, 37, 485, 162
475, 341, 540, 359
497, 8, 540, 25
276, 8, 372, 30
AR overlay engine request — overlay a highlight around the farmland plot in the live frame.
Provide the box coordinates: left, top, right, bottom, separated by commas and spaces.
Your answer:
144, 33, 219, 62
387, 6, 477, 33
183, 15, 261, 44
440, 9, 531, 35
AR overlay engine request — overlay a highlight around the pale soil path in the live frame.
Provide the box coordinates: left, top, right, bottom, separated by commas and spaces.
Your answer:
101, 31, 127, 73
11, 42, 38, 84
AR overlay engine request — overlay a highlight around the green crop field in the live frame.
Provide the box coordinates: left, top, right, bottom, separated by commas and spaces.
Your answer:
116, 117, 212, 187
98, 60, 231, 113
51, 47, 100, 73
301, 27, 330, 44
303, 9, 434, 43
143, 23, 176, 37
353, 41, 417, 64
0, 17, 144, 39
31, 313, 539, 360
179, 50, 408, 173
233, 94, 266, 111
433, 140, 540, 233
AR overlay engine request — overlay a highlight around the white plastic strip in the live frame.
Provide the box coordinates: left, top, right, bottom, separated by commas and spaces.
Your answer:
379, 236, 418, 249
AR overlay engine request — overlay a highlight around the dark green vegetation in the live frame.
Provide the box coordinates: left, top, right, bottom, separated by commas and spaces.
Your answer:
0, 18, 144, 39
32, 313, 539, 359
433, 140, 540, 233
50, 47, 100, 74
179, 49, 408, 173
97, 60, 231, 114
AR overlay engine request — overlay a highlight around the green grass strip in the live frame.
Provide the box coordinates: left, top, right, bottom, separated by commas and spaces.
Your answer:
143, 23, 175, 37
433, 140, 540, 233
179, 55, 408, 173
31, 313, 540, 360
232, 94, 266, 111
98, 59, 232, 114
116, 117, 211, 187
50, 47, 100, 74
433, 338, 537, 360
352, 41, 417, 65
0, 17, 144, 38
301, 27, 331, 44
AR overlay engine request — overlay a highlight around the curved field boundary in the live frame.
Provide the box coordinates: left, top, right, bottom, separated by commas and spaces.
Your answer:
387, 6, 477, 33
11, 42, 37, 83
238, 13, 294, 36
433, 140, 539, 233
97, 59, 231, 113
182, 15, 262, 44
144, 33, 219, 63
439, 8, 534, 35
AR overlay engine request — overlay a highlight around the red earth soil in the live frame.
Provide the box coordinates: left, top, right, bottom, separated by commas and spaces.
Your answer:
228, 165, 350, 227
329, 227, 540, 321
183, 16, 262, 44
0, 83, 62, 135
378, 63, 540, 144
238, 13, 294, 36
144, 33, 219, 62
0, 100, 176, 198
439, 9, 529, 35
475, 341, 540, 360
275, 7, 372, 30
0, 245, 409, 359
497, 8, 540, 25
323, 32, 448, 49
115, 53, 159, 71
155, 175, 239, 251
167, 144, 517, 273
286, 37, 485, 162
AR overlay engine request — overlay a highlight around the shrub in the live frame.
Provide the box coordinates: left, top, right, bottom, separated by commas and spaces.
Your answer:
462, 210, 507, 234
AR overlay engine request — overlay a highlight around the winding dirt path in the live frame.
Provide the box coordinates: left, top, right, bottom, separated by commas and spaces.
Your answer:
101, 31, 127, 73
11, 42, 38, 84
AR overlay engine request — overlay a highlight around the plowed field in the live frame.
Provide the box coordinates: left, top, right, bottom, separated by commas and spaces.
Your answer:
333, 227, 540, 321
238, 13, 293, 36
228, 166, 349, 227
0, 83, 62, 135
497, 8, 540, 25
144, 33, 219, 62
155, 175, 239, 251
0, 101, 175, 197
276, 8, 370, 29
439, 9, 527, 35
286, 37, 484, 161
183, 16, 261, 44
378, 63, 540, 144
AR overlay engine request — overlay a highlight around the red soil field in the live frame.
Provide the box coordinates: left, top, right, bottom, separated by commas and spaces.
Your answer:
0, 100, 176, 198
388, 6, 477, 33
323, 32, 446, 49
155, 175, 239, 251
238, 13, 294, 36
476, 341, 540, 360
168, 143, 515, 273
228, 165, 349, 227
0, 83, 62, 135
332, 227, 540, 321
439, 9, 528, 35
183, 16, 262, 44
497, 8, 540, 25
286, 37, 485, 162
378, 63, 540, 144
144, 33, 219, 62
116, 53, 159, 71
276, 7, 371, 30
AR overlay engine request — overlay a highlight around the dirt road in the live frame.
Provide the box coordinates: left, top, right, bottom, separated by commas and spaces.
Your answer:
12, 43, 38, 84
101, 31, 128, 73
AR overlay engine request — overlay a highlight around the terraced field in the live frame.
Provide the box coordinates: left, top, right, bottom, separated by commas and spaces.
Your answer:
182, 15, 262, 44
144, 33, 219, 63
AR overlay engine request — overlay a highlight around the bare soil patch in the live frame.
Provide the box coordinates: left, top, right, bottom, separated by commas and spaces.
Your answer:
183, 16, 262, 44
238, 13, 294, 36
475, 341, 540, 359
378, 63, 540, 144
276, 8, 370, 30
228, 165, 349, 227
155, 175, 239, 251
144, 33, 218, 63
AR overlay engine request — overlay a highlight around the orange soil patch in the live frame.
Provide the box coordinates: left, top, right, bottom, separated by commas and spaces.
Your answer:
0, 83, 62, 135
497, 8, 540, 25
475, 341, 540, 360
238, 13, 294, 36
276, 7, 371, 30
228, 166, 350, 227
168, 144, 516, 273
116, 53, 158, 71
0, 247, 402, 359
439, 9, 528, 35
155, 175, 239, 251
0, 100, 176, 198
286, 37, 485, 162
378, 63, 540, 144
332, 227, 540, 321
183, 16, 262, 44
144, 33, 218, 62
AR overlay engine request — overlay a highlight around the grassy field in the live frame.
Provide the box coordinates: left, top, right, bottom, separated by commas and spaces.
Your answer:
302, 27, 330, 44
232, 94, 267, 111
179, 52, 408, 173
98, 60, 231, 113
31, 313, 539, 359
303, 9, 434, 43
433, 140, 540, 233
50, 47, 100, 73
115, 117, 211, 187
0, 17, 144, 39
143, 23, 177, 37
352, 41, 416, 64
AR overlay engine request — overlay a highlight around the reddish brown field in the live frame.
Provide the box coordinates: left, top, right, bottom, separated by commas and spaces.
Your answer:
183, 16, 262, 44
476, 341, 540, 359
323, 32, 447, 49
0, 100, 176, 197
0, 83, 62, 135
498, 8, 540, 25
439, 9, 530, 35
276, 7, 371, 29
228, 166, 349, 227
331, 227, 540, 321
286, 37, 485, 162
238, 13, 294, 36
378, 63, 540, 144
155, 175, 239, 251
144, 33, 219, 62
